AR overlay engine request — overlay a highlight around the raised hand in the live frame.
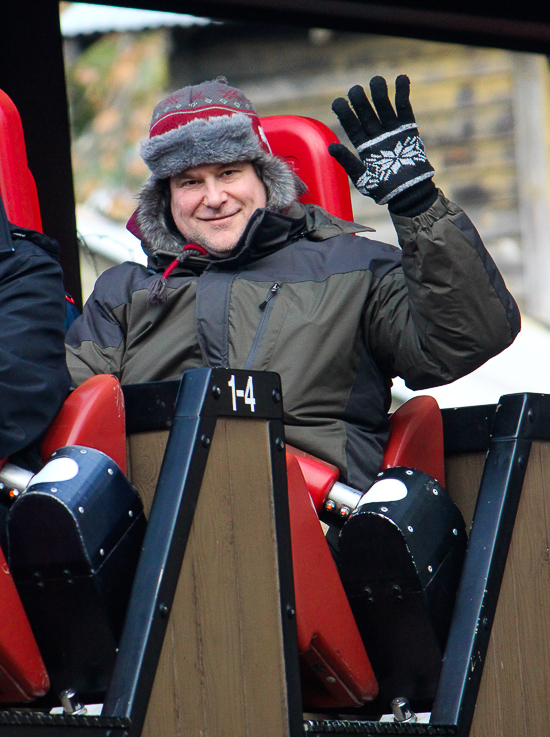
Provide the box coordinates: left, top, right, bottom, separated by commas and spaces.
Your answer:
329, 76, 435, 209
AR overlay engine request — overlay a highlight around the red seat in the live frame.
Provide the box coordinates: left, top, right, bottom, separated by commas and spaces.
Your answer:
286, 454, 377, 708
0, 88, 52, 703
382, 395, 445, 486
42, 374, 127, 474
261, 115, 354, 221
0, 89, 42, 231
0, 547, 49, 702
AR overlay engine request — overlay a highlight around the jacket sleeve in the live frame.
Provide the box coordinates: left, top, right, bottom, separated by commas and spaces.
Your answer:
65, 264, 130, 387
0, 241, 71, 458
363, 191, 521, 391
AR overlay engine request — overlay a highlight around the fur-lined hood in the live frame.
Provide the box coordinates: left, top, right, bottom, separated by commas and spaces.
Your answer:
136, 191, 373, 277
134, 157, 308, 258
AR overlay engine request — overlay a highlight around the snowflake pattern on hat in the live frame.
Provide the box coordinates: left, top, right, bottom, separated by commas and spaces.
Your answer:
356, 135, 428, 194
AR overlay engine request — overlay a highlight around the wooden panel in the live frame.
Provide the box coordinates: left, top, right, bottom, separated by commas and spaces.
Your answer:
127, 430, 169, 517
141, 417, 291, 737
469, 441, 550, 736
445, 452, 486, 529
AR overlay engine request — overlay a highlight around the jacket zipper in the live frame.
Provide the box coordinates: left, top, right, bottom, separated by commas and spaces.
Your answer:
244, 283, 281, 369
259, 282, 280, 310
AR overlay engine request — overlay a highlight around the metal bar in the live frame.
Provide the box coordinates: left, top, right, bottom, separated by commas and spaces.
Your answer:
0, 712, 129, 737
122, 380, 179, 434
98, 0, 550, 54
102, 370, 216, 725
431, 393, 536, 735
269, 421, 303, 737
441, 404, 496, 455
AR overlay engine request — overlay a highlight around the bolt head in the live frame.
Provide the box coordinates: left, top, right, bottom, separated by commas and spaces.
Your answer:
211, 385, 221, 398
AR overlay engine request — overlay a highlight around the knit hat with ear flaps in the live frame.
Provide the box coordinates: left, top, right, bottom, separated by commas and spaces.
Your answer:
139, 77, 305, 213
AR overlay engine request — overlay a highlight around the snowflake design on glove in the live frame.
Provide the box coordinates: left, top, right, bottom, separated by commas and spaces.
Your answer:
356, 135, 428, 193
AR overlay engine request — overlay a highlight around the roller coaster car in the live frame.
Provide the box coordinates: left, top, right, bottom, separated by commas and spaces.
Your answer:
0, 90, 549, 737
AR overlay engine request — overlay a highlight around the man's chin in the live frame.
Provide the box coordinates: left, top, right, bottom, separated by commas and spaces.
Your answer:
202, 243, 236, 259
189, 226, 245, 258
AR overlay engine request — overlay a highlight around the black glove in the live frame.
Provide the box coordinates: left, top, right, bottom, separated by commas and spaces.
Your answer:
329, 75, 437, 216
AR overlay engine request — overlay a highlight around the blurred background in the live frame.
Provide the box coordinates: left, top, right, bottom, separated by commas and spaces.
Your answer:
60, 2, 550, 408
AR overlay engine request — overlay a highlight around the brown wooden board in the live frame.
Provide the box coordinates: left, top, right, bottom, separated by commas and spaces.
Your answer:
127, 430, 170, 517
467, 440, 550, 737
445, 452, 487, 529
139, 418, 291, 736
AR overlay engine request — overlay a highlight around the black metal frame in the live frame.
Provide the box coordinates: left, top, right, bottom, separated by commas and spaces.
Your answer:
299, 393, 550, 736
0, 388, 548, 735
122, 387, 550, 737
105, 368, 303, 737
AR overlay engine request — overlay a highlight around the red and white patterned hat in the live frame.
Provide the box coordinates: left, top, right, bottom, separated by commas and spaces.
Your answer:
141, 77, 274, 179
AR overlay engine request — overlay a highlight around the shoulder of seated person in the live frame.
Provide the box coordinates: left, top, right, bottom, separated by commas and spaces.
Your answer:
9, 226, 60, 261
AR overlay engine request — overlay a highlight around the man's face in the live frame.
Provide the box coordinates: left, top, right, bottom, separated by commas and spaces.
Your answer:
169, 161, 267, 257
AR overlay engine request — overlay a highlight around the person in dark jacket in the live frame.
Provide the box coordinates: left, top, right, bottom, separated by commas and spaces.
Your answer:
0, 193, 71, 469
66, 76, 520, 491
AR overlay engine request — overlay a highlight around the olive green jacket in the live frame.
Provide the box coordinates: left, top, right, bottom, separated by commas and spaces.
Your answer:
66, 193, 520, 489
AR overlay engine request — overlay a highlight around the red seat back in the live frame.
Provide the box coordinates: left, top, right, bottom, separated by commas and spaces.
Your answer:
0, 89, 42, 231
261, 115, 354, 221
286, 454, 377, 708
42, 374, 127, 474
382, 395, 445, 486
0, 546, 49, 702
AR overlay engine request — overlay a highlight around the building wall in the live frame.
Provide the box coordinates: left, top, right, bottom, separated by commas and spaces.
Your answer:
67, 19, 550, 320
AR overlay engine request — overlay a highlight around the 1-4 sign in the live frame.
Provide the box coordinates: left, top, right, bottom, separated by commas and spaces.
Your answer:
228, 375, 256, 413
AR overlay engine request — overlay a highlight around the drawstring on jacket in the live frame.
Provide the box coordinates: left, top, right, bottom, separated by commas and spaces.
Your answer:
147, 244, 209, 305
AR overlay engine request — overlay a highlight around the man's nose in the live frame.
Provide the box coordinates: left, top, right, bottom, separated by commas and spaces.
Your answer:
203, 179, 228, 208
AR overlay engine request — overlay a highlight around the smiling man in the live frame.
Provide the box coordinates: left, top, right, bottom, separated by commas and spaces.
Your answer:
169, 162, 267, 257
65, 76, 519, 492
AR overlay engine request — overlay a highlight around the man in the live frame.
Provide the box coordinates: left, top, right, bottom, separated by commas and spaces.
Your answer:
66, 76, 520, 491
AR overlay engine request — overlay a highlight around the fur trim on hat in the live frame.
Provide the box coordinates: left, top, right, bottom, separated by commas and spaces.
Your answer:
136, 177, 186, 256
135, 159, 306, 256
141, 113, 266, 179
254, 153, 307, 211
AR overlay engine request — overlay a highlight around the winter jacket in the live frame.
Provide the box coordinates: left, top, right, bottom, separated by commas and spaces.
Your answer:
0, 202, 71, 463
66, 192, 520, 490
